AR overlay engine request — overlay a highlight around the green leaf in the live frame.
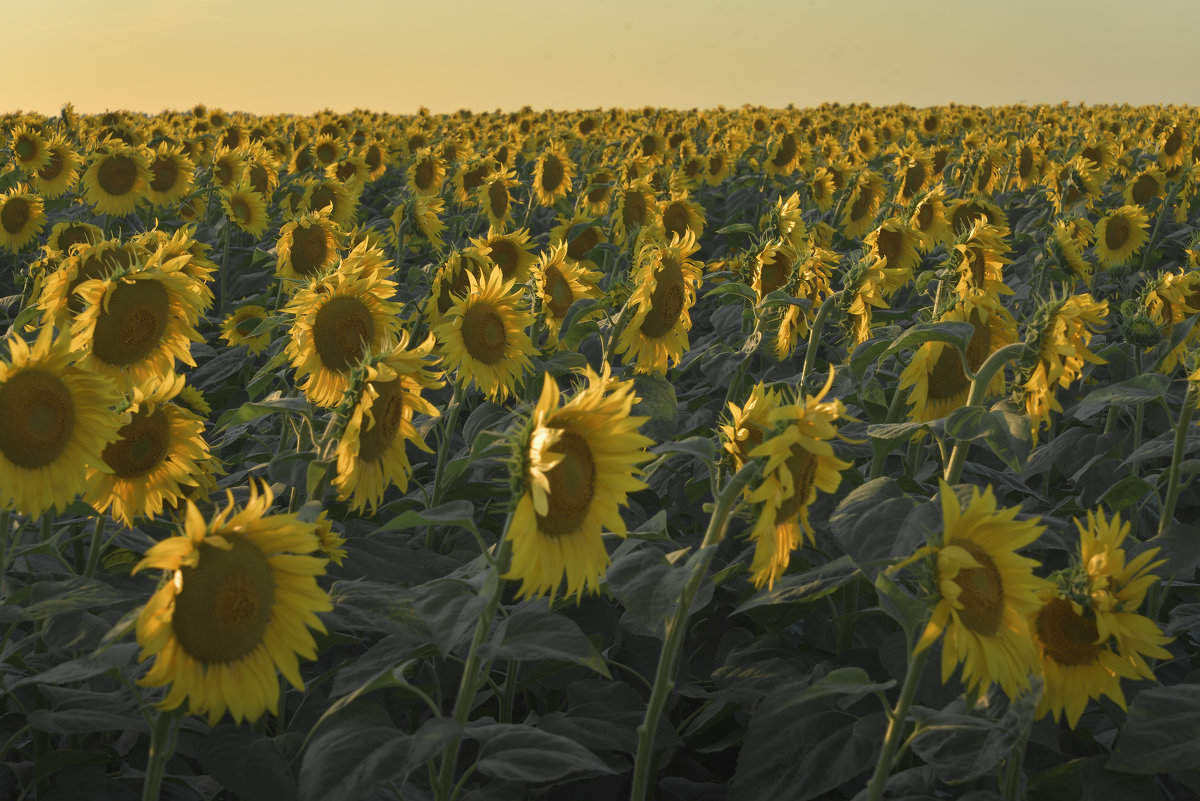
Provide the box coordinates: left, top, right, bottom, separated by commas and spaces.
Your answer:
1071, 373, 1171, 421
468, 724, 615, 784
483, 603, 611, 678
867, 420, 930, 444
649, 436, 717, 464
1099, 475, 1155, 511
28, 708, 146, 734
606, 543, 714, 638
17, 643, 138, 688
1108, 684, 1200, 774
374, 500, 480, 537
199, 729, 298, 801
778, 667, 895, 709
849, 332, 901, 380
884, 321, 976, 359
829, 478, 920, 573
716, 223, 758, 236
216, 393, 312, 431
874, 571, 928, 641
733, 556, 859, 613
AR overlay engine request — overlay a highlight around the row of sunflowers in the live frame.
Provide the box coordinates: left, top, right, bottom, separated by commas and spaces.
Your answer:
0, 102, 1198, 800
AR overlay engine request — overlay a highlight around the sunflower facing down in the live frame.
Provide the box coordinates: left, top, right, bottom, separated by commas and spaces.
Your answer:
1031, 510, 1172, 728
743, 373, 853, 589
433, 266, 536, 402
615, 230, 704, 374
133, 482, 332, 725
504, 367, 653, 601
85, 374, 211, 528
284, 259, 405, 407
333, 333, 443, 512
0, 327, 127, 517
914, 481, 1050, 700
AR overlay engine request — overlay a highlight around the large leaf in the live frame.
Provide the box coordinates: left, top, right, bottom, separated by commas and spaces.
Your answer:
829, 478, 920, 573
467, 724, 615, 784
483, 602, 610, 678
733, 555, 859, 613
884, 321, 976, 359
199, 728, 298, 801
1108, 684, 1200, 774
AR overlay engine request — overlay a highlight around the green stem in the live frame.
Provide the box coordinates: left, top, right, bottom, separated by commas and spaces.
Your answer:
434, 514, 514, 801
864, 646, 930, 801
1157, 383, 1196, 537
82, 515, 107, 578
1001, 705, 1034, 801
431, 381, 465, 507
630, 463, 758, 801
142, 708, 183, 801
799, 293, 840, 397
1140, 178, 1181, 275
869, 376, 908, 480
943, 343, 1027, 484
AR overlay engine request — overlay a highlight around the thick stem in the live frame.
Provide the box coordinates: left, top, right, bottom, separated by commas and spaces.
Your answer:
942, 343, 1026, 484
434, 516, 513, 801
630, 464, 757, 801
1157, 383, 1196, 537
799, 293, 840, 397
82, 515, 107, 578
142, 708, 183, 801
864, 646, 930, 801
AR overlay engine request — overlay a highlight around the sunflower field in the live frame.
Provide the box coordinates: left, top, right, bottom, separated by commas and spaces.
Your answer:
1, 103, 1199, 801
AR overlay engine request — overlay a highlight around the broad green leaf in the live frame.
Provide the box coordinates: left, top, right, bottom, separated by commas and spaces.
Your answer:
1071, 373, 1170, 421
829, 478, 920, 573
468, 724, 615, 784
733, 555, 859, 613
199, 729, 298, 801
874, 571, 928, 641
884, 321, 976, 359
375, 500, 480, 537
1108, 684, 1200, 774
216, 393, 312, 431
483, 603, 610, 678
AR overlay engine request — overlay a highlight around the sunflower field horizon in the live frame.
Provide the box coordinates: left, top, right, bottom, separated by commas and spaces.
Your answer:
0, 102, 1198, 801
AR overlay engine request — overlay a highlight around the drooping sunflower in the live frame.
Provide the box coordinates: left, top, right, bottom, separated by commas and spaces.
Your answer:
842, 256, 905, 346
220, 304, 273, 354
1031, 510, 1172, 728
953, 219, 1015, 300
898, 296, 1018, 422
31, 136, 82, 198
71, 252, 208, 393
81, 141, 150, 216
433, 265, 536, 402
504, 367, 652, 601
277, 211, 341, 282
133, 482, 332, 725
0, 183, 47, 253
333, 333, 443, 512
744, 374, 853, 589
704, 148, 732, 187
221, 183, 270, 239
840, 171, 886, 239
1093, 205, 1150, 269
0, 327, 127, 517
719, 382, 784, 470
1010, 139, 1044, 191
752, 241, 801, 301
1049, 217, 1095, 285
914, 481, 1050, 700
393, 193, 447, 250
532, 242, 602, 348
894, 150, 933, 205
85, 374, 211, 528
615, 230, 704, 374
1022, 294, 1108, 444
948, 196, 1009, 236
284, 259, 404, 408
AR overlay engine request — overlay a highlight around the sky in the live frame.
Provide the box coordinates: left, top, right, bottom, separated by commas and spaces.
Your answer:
11, 0, 1200, 116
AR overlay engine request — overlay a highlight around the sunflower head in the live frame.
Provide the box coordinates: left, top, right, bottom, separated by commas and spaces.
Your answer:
616, 230, 705, 374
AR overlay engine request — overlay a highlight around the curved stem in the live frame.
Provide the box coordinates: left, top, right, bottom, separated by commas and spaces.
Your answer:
942, 343, 1026, 484
799, 293, 841, 397
630, 463, 757, 801
1157, 383, 1196, 537
864, 646, 930, 801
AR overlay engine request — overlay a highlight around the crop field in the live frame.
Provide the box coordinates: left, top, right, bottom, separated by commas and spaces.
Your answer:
0, 103, 1198, 800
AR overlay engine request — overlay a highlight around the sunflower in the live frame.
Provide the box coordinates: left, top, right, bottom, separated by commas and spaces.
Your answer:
1124, 166, 1166, 207
452, 156, 497, 204
433, 265, 536, 402
894, 150, 933, 205
914, 481, 1049, 700
284, 259, 404, 408
744, 374, 853, 589
909, 184, 952, 252
477, 168, 518, 231
210, 146, 244, 189
0, 183, 47, 253
704, 149, 732, 186
71, 252, 207, 393
840, 171, 885, 239
1157, 122, 1188, 170
504, 367, 652, 601
761, 191, 807, 250
953, 219, 1014, 300
1032, 510, 1172, 728
752, 241, 801, 301
842, 257, 905, 346
581, 169, 615, 216
35, 239, 144, 326
660, 192, 707, 241
221, 304, 273, 354
333, 333, 443, 512
277, 211, 341, 282
145, 145, 195, 208
31, 136, 82, 198
407, 148, 446, 196
809, 168, 837, 212
1093, 205, 1150, 269
765, 131, 805, 175
132, 482, 332, 725
221, 184, 270, 239
532, 142, 575, 207
1022, 294, 1108, 444
81, 141, 150, 216
615, 230, 704, 374
311, 133, 345, 168
427, 246, 492, 330
85, 374, 211, 528
301, 178, 356, 229
719, 382, 784, 470
8, 124, 52, 173
0, 328, 126, 517
1049, 218, 1095, 285
532, 242, 602, 348
612, 178, 661, 246
473, 226, 537, 286
1010, 139, 1044, 191
45, 221, 103, 256
899, 296, 1017, 422
864, 218, 922, 294
393, 194, 447, 250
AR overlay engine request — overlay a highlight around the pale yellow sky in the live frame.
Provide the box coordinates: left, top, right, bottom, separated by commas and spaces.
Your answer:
12, 0, 1199, 115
